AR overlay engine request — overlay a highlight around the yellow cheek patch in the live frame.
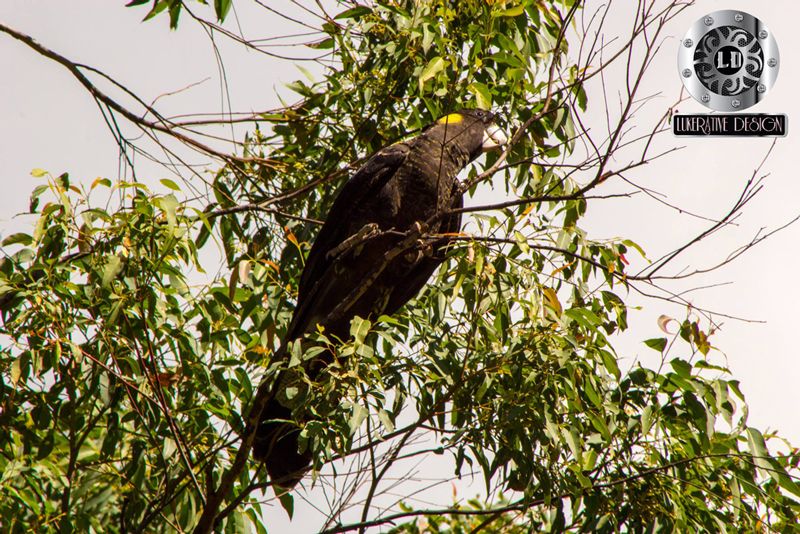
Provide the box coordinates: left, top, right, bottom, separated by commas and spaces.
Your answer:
436, 113, 464, 125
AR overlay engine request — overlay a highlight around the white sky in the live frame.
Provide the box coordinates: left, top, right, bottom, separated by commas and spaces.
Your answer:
2, 0, 799, 531
582, 0, 800, 446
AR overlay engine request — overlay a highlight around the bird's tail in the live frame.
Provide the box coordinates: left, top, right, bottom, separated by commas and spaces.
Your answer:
250, 335, 336, 488
252, 396, 312, 489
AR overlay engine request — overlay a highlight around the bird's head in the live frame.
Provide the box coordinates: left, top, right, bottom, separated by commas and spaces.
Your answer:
430, 109, 508, 162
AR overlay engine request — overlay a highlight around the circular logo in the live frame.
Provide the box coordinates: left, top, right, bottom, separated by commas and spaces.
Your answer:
678, 11, 778, 111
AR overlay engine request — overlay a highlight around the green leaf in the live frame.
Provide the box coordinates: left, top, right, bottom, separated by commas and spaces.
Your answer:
563, 428, 582, 462
377, 409, 395, 432
622, 239, 648, 260
418, 56, 446, 92
143, 0, 169, 22
107, 299, 123, 324
499, 5, 525, 17
278, 492, 294, 519
307, 38, 334, 50
565, 308, 601, 329
160, 178, 181, 191
468, 82, 492, 110
102, 255, 123, 288
159, 194, 179, 230
30, 168, 47, 177
91, 177, 112, 190
746, 427, 773, 478
670, 358, 692, 378
334, 6, 372, 20
775, 467, 800, 499
2, 233, 33, 246
641, 405, 653, 434
10, 358, 23, 385
288, 340, 303, 368
350, 316, 371, 344
600, 350, 621, 379
644, 337, 667, 352
214, 0, 232, 21
36, 432, 54, 460
168, 1, 182, 28
348, 404, 368, 435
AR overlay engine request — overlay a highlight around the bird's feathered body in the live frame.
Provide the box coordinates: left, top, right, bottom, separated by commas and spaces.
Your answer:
253, 110, 506, 487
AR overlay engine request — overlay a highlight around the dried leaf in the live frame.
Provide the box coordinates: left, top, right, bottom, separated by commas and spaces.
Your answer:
657, 314, 677, 334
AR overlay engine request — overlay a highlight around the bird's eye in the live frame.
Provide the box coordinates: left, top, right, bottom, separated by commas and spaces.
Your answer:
475, 109, 494, 123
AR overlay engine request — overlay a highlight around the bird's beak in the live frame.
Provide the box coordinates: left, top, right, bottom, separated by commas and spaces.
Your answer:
482, 124, 508, 151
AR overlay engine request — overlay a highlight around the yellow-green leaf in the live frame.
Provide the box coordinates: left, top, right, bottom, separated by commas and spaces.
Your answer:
350, 316, 371, 343
160, 178, 181, 191
377, 409, 395, 432
348, 404, 368, 435
418, 56, 446, 92
10, 358, 22, 386
641, 405, 653, 434
468, 82, 492, 110
499, 5, 524, 17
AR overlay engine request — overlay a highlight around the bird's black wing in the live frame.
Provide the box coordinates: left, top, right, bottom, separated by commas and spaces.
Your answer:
383, 182, 463, 315
287, 143, 409, 339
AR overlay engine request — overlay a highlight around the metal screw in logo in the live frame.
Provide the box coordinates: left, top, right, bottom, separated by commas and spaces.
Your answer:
678, 10, 779, 111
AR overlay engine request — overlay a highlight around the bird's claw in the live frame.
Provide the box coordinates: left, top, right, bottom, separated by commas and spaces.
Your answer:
326, 223, 381, 259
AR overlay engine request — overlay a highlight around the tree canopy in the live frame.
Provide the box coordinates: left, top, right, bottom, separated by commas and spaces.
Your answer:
1, 1, 799, 532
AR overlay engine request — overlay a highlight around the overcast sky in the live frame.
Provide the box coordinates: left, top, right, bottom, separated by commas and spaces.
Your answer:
582, 0, 800, 446
2, 0, 799, 530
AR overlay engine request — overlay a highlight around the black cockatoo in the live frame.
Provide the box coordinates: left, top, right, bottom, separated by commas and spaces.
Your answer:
253, 109, 507, 487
